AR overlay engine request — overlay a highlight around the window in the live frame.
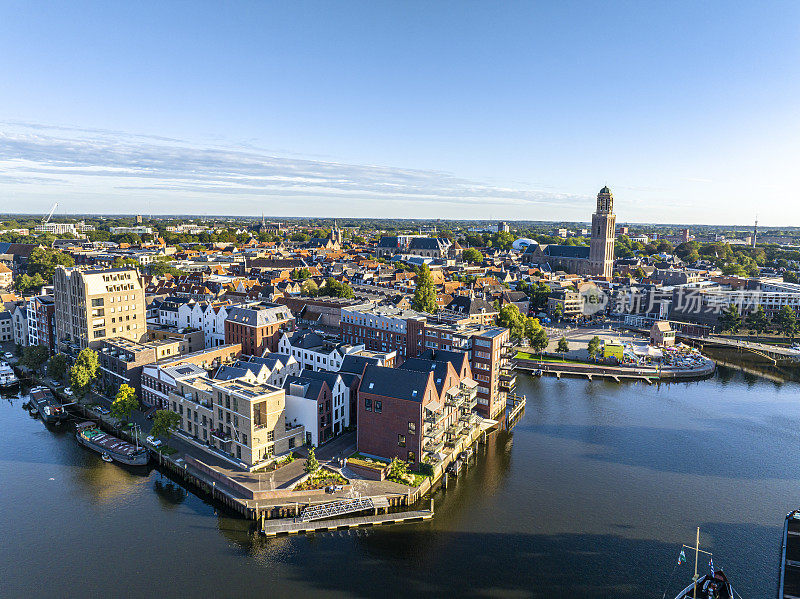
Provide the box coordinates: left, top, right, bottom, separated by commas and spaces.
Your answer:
398, 434, 406, 447
364, 398, 372, 412
374, 401, 382, 413
407, 451, 416, 463
408, 422, 416, 435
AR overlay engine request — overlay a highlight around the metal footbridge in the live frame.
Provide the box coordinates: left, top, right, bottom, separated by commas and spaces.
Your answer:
299, 497, 385, 522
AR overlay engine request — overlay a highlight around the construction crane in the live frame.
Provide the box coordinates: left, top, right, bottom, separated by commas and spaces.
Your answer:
41, 202, 58, 225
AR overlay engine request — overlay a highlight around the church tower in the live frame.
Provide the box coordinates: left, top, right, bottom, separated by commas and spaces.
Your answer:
589, 186, 616, 277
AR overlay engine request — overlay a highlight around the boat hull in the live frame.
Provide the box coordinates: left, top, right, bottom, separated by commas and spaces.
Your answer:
76, 431, 150, 466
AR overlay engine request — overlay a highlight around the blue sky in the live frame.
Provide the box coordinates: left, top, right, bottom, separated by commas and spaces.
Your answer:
1, 1, 799, 224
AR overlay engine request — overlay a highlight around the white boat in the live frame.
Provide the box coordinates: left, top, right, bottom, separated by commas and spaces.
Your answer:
0, 362, 19, 388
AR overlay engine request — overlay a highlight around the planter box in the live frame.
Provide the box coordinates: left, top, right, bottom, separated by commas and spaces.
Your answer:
347, 460, 387, 481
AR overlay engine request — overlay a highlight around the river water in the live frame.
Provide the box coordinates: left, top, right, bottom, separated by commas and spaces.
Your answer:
1, 365, 796, 598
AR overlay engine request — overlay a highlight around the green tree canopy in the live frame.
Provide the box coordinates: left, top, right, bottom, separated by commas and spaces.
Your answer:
47, 353, 69, 381
746, 306, 770, 338
20, 345, 49, 372
13, 273, 46, 294
304, 447, 320, 474
587, 335, 601, 359
111, 384, 139, 421
69, 348, 99, 397
462, 247, 484, 265
772, 305, 798, 341
411, 264, 438, 313
556, 336, 569, 354
27, 247, 75, 281
718, 305, 742, 334
150, 410, 181, 440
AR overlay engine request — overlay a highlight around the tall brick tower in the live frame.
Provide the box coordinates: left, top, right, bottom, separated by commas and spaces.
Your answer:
589, 186, 616, 277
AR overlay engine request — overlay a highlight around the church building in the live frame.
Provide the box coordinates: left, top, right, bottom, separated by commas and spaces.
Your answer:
524, 186, 616, 278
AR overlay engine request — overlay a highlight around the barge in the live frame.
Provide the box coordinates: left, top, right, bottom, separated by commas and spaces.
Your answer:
75, 421, 149, 466
29, 386, 68, 424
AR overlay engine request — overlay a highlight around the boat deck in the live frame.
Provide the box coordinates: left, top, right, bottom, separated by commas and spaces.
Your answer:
81, 429, 144, 457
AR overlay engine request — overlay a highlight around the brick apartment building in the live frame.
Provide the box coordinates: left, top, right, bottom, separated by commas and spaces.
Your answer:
340, 305, 510, 419
224, 302, 294, 356
98, 337, 183, 397
357, 351, 479, 468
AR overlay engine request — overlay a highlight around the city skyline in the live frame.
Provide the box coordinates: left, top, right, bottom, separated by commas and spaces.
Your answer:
2, 2, 799, 224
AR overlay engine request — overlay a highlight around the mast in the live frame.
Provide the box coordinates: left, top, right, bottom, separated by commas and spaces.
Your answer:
693, 527, 699, 599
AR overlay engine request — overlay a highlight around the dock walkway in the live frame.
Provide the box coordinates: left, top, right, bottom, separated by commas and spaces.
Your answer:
261, 506, 433, 537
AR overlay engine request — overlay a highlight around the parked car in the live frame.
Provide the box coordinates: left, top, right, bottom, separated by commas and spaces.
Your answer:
63, 387, 74, 396
3, 352, 13, 360
146, 436, 163, 448
95, 406, 110, 415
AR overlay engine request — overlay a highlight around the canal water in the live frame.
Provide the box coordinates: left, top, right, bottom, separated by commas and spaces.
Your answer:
1, 365, 796, 598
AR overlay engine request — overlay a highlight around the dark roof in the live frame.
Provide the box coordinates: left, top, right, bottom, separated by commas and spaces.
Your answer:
213, 365, 253, 381
544, 245, 590, 259
378, 236, 399, 248
599, 186, 611, 194
444, 295, 496, 315
286, 330, 325, 349
399, 357, 452, 395
408, 238, 447, 251
292, 369, 342, 389
284, 375, 327, 399
0, 242, 38, 257
418, 349, 470, 376
360, 364, 432, 402
339, 354, 381, 375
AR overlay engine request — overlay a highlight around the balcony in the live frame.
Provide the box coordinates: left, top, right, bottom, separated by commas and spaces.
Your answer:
423, 438, 445, 454
423, 421, 444, 438
499, 373, 517, 391
425, 410, 446, 427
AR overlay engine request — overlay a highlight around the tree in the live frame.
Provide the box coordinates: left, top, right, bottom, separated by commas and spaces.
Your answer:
112, 257, 139, 268
553, 305, 563, 321
784, 271, 800, 284
317, 277, 354, 298
556, 336, 569, 355
293, 267, 311, 280
773, 305, 798, 341
746, 306, 770, 339
304, 447, 320, 474
150, 410, 181, 440
498, 304, 526, 340
301, 279, 319, 296
20, 345, 49, 372
587, 335, 601, 360
111, 384, 139, 421
69, 348, 99, 398
718, 305, 742, 334
462, 247, 484, 265
27, 247, 75, 281
529, 326, 549, 356
411, 264, 438, 313
13, 272, 46, 294
47, 353, 69, 381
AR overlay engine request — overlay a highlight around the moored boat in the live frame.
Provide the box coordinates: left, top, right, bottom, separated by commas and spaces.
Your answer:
778, 509, 800, 599
29, 386, 68, 424
671, 527, 736, 599
75, 421, 149, 466
0, 362, 19, 388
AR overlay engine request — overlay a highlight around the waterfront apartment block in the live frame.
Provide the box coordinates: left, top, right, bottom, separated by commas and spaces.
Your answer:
167, 376, 304, 469
224, 302, 294, 356
357, 352, 479, 469
27, 294, 56, 354
340, 305, 510, 419
54, 266, 146, 353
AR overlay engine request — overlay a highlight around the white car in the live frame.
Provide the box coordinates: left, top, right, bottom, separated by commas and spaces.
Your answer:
63, 387, 74, 396
146, 436, 163, 448
3, 352, 12, 360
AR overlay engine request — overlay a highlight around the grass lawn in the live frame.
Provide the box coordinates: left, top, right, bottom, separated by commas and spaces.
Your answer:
158, 446, 178, 456
515, 351, 586, 364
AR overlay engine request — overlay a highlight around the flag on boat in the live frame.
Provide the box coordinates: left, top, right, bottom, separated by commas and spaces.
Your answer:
678, 550, 686, 565
709, 557, 715, 575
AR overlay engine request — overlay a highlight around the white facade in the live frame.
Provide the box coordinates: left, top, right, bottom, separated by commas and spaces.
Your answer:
278, 332, 363, 372
175, 301, 230, 348
12, 303, 28, 347
284, 390, 320, 446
